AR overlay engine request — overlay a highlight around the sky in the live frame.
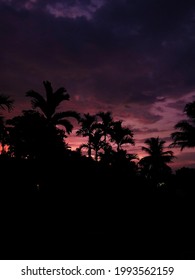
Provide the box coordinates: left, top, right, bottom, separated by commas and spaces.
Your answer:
0, 0, 195, 169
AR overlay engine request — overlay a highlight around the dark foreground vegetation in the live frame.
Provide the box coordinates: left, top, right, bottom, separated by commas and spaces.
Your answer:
0, 81, 195, 259
1, 156, 195, 260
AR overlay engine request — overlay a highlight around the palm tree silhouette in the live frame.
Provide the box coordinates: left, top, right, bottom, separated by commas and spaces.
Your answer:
139, 137, 174, 181
7, 110, 52, 159
79, 129, 105, 161
26, 81, 80, 135
110, 120, 134, 152
7, 109, 69, 160
171, 101, 195, 150
0, 94, 14, 112
99, 144, 114, 165
96, 111, 114, 143
76, 113, 97, 158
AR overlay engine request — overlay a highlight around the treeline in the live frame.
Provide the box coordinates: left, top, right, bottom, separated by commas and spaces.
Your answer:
0, 81, 195, 182
0, 81, 195, 259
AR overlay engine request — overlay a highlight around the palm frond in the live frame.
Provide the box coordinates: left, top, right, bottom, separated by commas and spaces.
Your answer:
78, 143, 89, 151
121, 135, 135, 145
53, 87, 70, 109
171, 101, 195, 150
52, 111, 80, 122
171, 131, 195, 150
174, 120, 193, 131
54, 86, 69, 97
110, 120, 134, 148
141, 146, 152, 154
161, 155, 175, 163
53, 93, 70, 108
184, 101, 195, 120
139, 156, 151, 166
26, 90, 47, 114
0, 94, 14, 111
79, 113, 97, 124
76, 128, 87, 136
97, 111, 113, 123
140, 137, 175, 171
77, 113, 97, 137
161, 150, 174, 157
56, 119, 73, 134
76, 128, 94, 137
43, 81, 53, 102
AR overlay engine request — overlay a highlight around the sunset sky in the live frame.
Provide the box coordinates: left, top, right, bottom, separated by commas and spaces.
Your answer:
1, 0, 195, 169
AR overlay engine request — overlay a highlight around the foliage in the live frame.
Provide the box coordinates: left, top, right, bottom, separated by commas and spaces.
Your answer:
109, 120, 134, 151
0, 94, 14, 111
139, 137, 174, 182
171, 101, 195, 150
7, 110, 67, 159
26, 80, 80, 135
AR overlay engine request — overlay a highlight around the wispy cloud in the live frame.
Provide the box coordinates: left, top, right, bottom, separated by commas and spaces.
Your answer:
46, 0, 105, 20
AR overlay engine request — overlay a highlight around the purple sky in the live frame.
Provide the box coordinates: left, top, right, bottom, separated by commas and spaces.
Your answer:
1, 0, 195, 169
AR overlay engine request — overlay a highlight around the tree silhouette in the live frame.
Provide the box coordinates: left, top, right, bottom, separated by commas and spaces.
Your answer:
0, 94, 14, 111
99, 144, 115, 165
110, 120, 134, 152
7, 110, 67, 159
96, 111, 114, 143
111, 149, 138, 171
79, 129, 105, 161
0, 116, 9, 154
171, 101, 195, 150
76, 113, 97, 158
26, 81, 80, 135
0, 94, 14, 155
139, 137, 174, 182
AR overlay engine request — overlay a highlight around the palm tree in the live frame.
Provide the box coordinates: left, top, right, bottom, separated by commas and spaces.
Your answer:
7, 110, 69, 159
139, 137, 174, 181
79, 129, 105, 161
99, 144, 115, 165
96, 111, 114, 143
0, 94, 14, 111
110, 120, 134, 152
26, 81, 80, 135
76, 113, 97, 158
171, 101, 195, 150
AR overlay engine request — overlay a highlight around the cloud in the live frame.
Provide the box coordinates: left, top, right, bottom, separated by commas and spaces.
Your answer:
170, 149, 195, 170
0, 0, 106, 17
46, 0, 105, 20
0, 0, 38, 10
1, 0, 195, 168
1, 0, 195, 105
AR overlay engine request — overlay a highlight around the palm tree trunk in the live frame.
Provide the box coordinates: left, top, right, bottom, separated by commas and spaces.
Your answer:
88, 145, 92, 158
95, 149, 98, 161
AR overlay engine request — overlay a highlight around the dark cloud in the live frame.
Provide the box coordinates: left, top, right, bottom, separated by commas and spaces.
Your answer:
1, 0, 195, 108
